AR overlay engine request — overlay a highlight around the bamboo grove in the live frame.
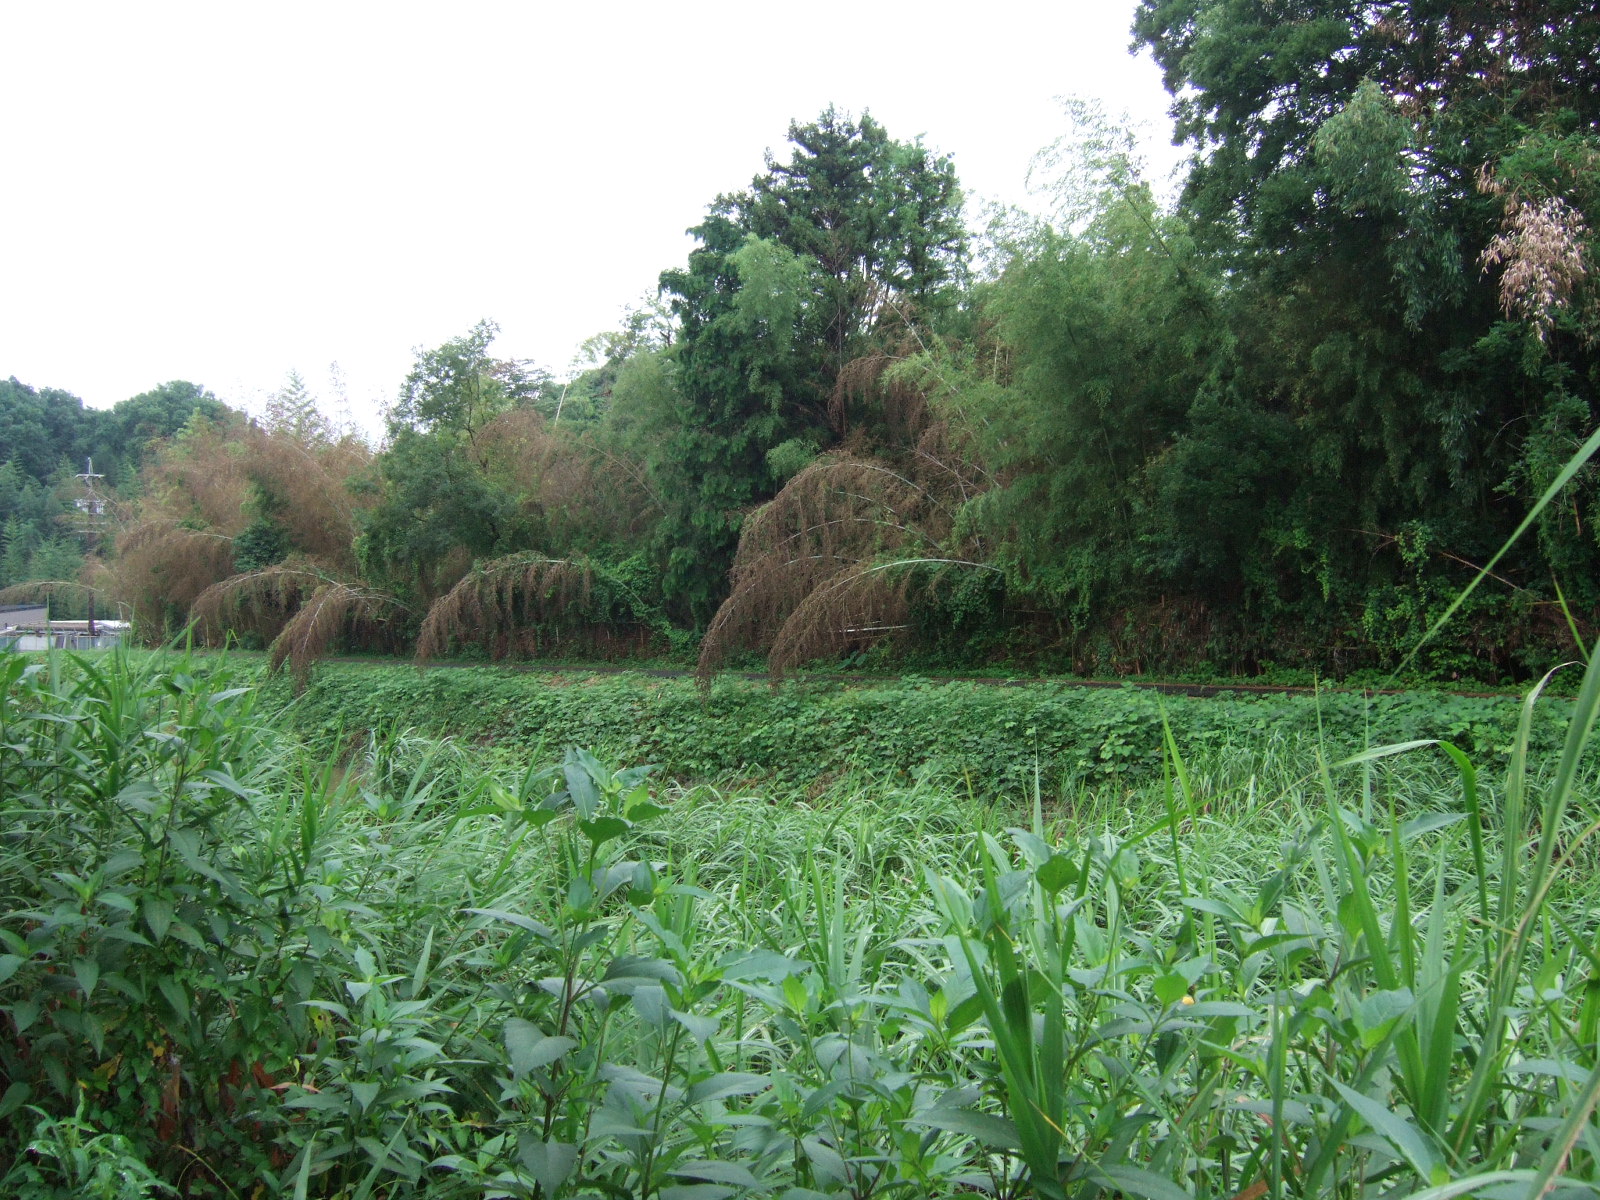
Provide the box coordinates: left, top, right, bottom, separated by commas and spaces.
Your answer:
5, 3, 1600, 683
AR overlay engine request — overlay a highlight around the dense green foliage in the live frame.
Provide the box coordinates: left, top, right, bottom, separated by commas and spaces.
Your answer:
0, 379, 225, 603
7, 2, 1600, 681
1108, 0, 1600, 662
0, 377, 225, 491
6, 648, 1600, 1197
11, 9, 1600, 1193
269, 661, 1574, 796
359, 321, 539, 599
653, 108, 967, 621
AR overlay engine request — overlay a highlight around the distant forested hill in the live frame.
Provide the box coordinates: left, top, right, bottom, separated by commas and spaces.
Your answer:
0, 376, 227, 598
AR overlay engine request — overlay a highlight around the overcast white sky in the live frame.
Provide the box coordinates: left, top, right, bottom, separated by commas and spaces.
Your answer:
1, 1, 1184, 436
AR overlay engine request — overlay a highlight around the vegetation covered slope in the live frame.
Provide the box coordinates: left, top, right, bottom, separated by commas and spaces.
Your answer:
266, 660, 1573, 796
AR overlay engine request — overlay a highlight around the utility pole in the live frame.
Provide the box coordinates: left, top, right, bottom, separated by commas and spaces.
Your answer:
71, 459, 109, 633
72, 459, 109, 540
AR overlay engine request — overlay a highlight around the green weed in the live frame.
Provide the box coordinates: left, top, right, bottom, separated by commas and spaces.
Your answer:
5, 644, 1600, 1197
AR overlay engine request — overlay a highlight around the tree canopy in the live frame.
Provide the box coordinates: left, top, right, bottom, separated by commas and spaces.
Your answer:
654, 108, 968, 620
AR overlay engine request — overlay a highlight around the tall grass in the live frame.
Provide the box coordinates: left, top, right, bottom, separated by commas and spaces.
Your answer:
3, 642, 1600, 1197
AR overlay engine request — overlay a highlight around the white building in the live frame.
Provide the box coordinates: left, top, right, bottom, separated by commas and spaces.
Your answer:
0, 604, 127, 651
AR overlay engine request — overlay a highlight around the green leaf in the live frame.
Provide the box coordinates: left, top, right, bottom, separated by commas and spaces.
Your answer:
910, 1107, 1023, 1150
670, 1161, 763, 1188
100, 925, 151, 948
581, 816, 631, 848
504, 1019, 576, 1077
627, 801, 669, 822
781, 974, 809, 1013
1334, 741, 1440, 767
199, 768, 253, 798
564, 749, 602, 820
1389, 1171, 1537, 1200
517, 1139, 577, 1196
1356, 988, 1415, 1043
1087, 1164, 1198, 1200
800, 1136, 848, 1185
1153, 973, 1189, 1006
686, 1072, 770, 1105
947, 993, 986, 1035
1526, 1059, 1600, 1200
1182, 896, 1247, 922
114, 781, 161, 814
671, 1010, 721, 1043
301, 999, 351, 1020
463, 908, 554, 939
1332, 1081, 1443, 1182
1400, 812, 1465, 840
283, 1088, 347, 1111
0, 1081, 29, 1120
8, 1000, 40, 1034
1036, 853, 1077, 895
602, 955, 681, 985
719, 950, 808, 981
157, 976, 190, 1022
1505, 1059, 1592, 1083
144, 902, 175, 947
1184, 1001, 1256, 1018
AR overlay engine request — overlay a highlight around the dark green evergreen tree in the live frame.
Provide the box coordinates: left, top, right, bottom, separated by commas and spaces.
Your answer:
655, 108, 968, 622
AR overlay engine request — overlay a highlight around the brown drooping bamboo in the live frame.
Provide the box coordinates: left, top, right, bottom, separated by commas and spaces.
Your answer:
698, 434, 990, 685
191, 563, 333, 646
765, 561, 914, 676
828, 346, 932, 442
0, 579, 100, 609
269, 581, 399, 688
109, 412, 376, 639
416, 555, 598, 663
186, 564, 402, 687
113, 520, 239, 635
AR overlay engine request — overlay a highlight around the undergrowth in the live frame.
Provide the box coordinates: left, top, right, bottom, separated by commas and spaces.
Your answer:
260, 661, 1577, 796
4, 645, 1600, 1197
